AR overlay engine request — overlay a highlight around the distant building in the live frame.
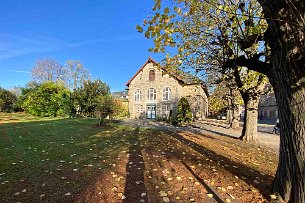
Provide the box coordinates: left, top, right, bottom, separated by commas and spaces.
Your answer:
112, 91, 128, 100
125, 57, 208, 120
258, 93, 278, 120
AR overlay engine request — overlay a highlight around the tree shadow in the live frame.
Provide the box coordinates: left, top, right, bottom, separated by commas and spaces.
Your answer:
191, 124, 240, 140
167, 131, 273, 199
181, 161, 226, 203
123, 127, 148, 203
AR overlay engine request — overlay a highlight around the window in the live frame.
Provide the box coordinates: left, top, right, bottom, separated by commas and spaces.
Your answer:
148, 70, 155, 81
147, 88, 156, 101
162, 87, 171, 101
137, 106, 142, 113
162, 104, 171, 111
134, 89, 141, 101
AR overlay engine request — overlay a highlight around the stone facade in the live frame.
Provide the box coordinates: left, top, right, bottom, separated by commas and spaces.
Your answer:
126, 58, 208, 120
258, 93, 278, 120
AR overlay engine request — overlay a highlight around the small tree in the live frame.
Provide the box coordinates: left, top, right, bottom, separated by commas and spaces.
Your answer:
72, 79, 110, 116
96, 95, 115, 126
176, 97, 192, 124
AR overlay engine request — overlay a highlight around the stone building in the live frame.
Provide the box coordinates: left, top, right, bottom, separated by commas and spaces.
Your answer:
258, 93, 278, 120
125, 57, 208, 120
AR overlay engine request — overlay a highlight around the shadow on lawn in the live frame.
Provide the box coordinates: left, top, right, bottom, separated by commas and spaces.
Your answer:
167, 131, 273, 199
123, 127, 148, 203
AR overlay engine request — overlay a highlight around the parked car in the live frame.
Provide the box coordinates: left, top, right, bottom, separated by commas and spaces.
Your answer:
217, 114, 226, 120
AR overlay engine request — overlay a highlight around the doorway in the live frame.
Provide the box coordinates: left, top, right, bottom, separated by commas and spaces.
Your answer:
147, 105, 156, 119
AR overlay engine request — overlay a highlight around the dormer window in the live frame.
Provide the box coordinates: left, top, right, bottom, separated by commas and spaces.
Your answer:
148, 69, 155, 81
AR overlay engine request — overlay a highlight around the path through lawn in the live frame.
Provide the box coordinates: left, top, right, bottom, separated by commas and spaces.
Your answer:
0, 113, 278, 202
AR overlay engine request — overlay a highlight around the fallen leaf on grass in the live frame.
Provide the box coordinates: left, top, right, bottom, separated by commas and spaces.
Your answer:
159, 191, 167, 197
163, 197, 170, 202
207, 193, 213, 198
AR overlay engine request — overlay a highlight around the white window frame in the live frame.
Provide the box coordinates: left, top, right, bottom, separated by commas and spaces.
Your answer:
162, 87, 171, 101
134, 89, 141, 102
147, 88, 156, 101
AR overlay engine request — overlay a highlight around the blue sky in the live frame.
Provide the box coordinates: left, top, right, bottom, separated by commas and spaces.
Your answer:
0, 0, 163, 92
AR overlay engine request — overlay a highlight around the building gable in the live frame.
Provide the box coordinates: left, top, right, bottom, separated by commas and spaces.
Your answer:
126, 57, 209, 120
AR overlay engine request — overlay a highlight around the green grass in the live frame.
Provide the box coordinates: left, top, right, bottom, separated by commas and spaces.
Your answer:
0, 112, 134, 202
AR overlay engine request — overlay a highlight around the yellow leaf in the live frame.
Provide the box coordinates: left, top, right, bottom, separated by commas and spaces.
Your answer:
207, 193, 213, 198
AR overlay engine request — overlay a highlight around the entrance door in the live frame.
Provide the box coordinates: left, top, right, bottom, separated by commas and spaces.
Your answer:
147, 105, 156, 119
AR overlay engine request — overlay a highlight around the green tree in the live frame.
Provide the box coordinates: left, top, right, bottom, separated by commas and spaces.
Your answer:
21, 82, 70, 117
176, 97, 192, 124
72, 79, 110, 116
0, 87, 17, 112
95, 94, 116, 126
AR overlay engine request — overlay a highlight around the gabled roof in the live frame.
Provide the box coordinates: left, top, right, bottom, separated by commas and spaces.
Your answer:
125, 57, 203, 86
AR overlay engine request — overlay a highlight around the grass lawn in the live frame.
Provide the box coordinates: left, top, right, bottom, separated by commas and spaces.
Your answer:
0, 112, 134, 202
0, 113, 278, 203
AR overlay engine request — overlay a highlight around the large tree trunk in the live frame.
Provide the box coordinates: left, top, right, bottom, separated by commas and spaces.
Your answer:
270, 69, 305, 203
258, 1, 305, 202
239, 95, 259, 141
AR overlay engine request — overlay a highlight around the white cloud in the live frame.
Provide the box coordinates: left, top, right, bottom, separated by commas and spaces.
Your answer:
0, 33, 68, 60
0, 32, 140, 60
0, 69, 31, 74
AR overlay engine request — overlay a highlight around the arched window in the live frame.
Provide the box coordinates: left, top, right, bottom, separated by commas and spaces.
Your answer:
148, 69, 155, 81
162, 87, 171, 101
147, 88, 156, 101
134, 89, 141, 101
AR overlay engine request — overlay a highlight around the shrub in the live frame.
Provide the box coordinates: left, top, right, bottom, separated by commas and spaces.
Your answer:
21, 82, 70, 117
176, 97, 193, 124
